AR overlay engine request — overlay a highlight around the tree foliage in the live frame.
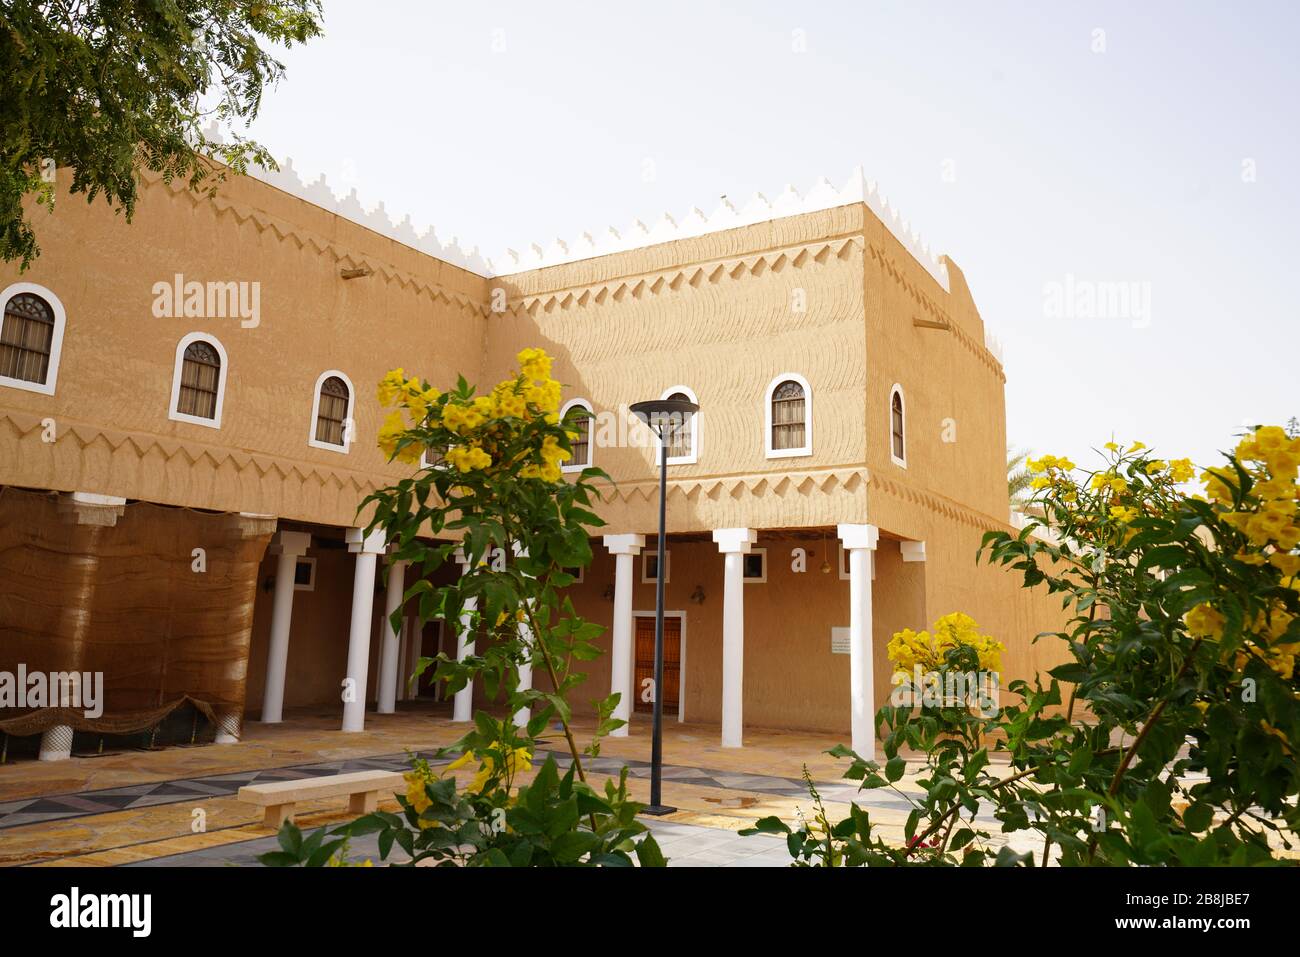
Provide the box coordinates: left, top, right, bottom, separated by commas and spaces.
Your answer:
0, 0, 323, 268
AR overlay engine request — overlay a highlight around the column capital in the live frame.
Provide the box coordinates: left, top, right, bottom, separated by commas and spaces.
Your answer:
712, 527, 757, 554
269, 530, 312, 558
900, 540, 926, 562
346, 526, 387, 555
603, 533, 647, 556
837, 523, 879, 551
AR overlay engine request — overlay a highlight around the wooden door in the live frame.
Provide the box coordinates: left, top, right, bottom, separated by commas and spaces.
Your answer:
634, 615, 680, 715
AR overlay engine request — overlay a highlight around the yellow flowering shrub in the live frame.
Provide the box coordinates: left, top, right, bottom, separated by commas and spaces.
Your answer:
375, 347, 574, 480
759, 426, 1300, 867
976, 425, 1300, 865
308, 348, 663, 868
886, 612, 1005, 675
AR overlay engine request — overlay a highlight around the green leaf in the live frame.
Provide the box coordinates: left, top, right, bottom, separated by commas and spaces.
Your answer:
740, 816, 792, 836
634, 832, 667, 867
1182, 802, 1214, 833
276, 820, 303, 857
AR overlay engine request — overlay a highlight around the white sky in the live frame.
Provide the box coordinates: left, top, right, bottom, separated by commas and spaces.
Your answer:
246, 0, 1299, 473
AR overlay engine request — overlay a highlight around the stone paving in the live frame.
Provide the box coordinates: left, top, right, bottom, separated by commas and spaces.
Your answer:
0, 701, 1016, 868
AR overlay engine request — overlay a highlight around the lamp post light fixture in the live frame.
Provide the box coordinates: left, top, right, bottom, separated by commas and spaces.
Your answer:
628, 396, 699, 815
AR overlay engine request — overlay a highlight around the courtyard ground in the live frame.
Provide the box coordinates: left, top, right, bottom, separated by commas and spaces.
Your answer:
0, 701, 1031, 867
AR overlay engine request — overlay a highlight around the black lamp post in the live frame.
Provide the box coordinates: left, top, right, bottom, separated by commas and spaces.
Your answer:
628, 396, 699, 815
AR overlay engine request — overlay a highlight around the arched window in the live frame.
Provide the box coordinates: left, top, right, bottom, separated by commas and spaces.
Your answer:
0, 283, 67, 395
560, 398, 594, 472
890, 384, 907, 467
764, 373, 812, 458
169, 333, 228, 428
309, 371, 355, 451
659, 386, 698, 465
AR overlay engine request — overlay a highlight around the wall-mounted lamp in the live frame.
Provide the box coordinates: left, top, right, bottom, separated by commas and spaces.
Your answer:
820, 531, 833, 574
602, 584, 615, 602
689, 584, 706, 604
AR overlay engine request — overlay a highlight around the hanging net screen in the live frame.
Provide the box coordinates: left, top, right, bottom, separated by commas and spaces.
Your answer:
0, 488, 271, 736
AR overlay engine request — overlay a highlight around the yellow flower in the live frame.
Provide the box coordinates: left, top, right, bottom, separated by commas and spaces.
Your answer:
1269, 552, 1300, 576
378, 410, 406, 459
445, 445, 493, 473
1201, 468, 1237, 504
517, 347, 553, 381
403, 772, 431, 814
1169, 458, 1195, 482
1108, 478, 1128, 494
1127, 441, 1146, 453
377, 368, 407, 406
448, 742, 534, 794
1145, 460, 1167, 474
1109, 505, 1139, 523
1031, 476, 1052, 490
1184, 603, 1225, 640
1104, 442, 1119, 452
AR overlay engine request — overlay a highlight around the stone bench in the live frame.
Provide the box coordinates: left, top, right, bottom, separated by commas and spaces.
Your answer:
238, 770, 406, 828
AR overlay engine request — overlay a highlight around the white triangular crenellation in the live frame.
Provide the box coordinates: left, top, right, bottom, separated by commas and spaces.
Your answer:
984, 329, 1004, 363
231, 138, 951, 286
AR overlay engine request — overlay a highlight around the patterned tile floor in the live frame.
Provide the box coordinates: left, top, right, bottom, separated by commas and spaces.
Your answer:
127, 817, 797, 868
0, 703, 1013, 867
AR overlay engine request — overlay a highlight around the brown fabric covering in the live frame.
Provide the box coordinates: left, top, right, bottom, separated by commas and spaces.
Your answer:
0, 488, 272, 736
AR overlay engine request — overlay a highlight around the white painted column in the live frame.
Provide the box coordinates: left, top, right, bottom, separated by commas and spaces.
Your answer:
376, 557, 407, 714
451, 549, 477, 723
405, 616, 422, 699
514, 613, 534, 729
260, 530, 311, 724
838, 524, 880, 759
713, 527, 757, 748
603, 533, 646, 737
511, 542, 533, 729
342, 527, 386, 732
395, 616, 410, 702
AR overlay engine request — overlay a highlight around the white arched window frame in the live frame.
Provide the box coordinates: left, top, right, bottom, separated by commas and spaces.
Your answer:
658, 385, 699, 466
168, 331, 229, 429
763, 372, 813, 459
0, 282, 68, 396
307, 369, 356, 452
559, 398, 594, 473
889, 383, 907, 468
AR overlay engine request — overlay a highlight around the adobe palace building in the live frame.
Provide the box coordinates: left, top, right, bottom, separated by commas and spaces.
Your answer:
0, 155, 1065, 763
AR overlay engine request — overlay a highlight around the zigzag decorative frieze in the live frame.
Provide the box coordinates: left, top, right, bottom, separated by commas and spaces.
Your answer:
491, 168, 951, 290
867, 243, 1004, 378
606, 467, 870, 505
195, 127, 1009, 373
144, 172, 493, 321
868, 473, 1012, 533
506, 235, 864, 316
0, 410, 386, 506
